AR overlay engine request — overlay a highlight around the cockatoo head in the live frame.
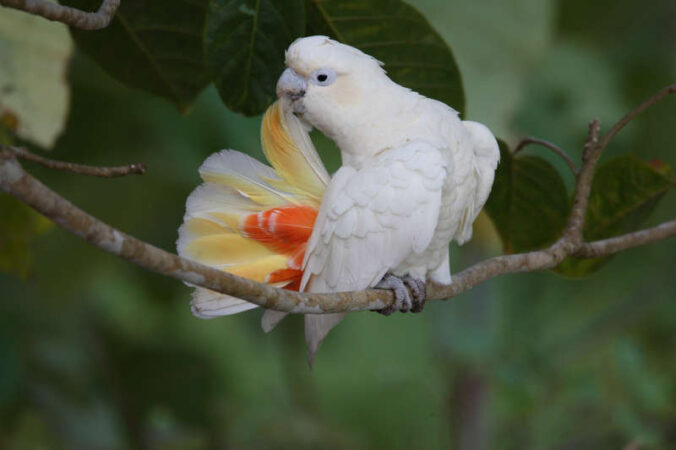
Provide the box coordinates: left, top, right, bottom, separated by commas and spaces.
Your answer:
276, 36, 389, 141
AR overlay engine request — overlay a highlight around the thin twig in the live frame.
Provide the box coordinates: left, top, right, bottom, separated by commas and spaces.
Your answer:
1, 146, 145, 178
0, 0, 120, 30
597, 84, 676, 150
513, 137, 578, 175
559, 85, 675, 245
575, 220, 676, 258
583, 118, 601, 159
561, 118, 601, 247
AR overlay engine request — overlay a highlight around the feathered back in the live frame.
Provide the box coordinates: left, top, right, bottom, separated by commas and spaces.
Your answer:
177, 100, 329, 318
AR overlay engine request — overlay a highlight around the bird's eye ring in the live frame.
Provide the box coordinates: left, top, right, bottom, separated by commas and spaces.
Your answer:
310, 68, 336, 86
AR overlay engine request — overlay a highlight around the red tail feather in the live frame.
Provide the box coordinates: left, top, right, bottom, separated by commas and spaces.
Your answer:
241, 205, 317, 290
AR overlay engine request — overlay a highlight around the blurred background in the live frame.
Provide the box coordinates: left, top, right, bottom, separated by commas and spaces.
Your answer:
1, 0, 675, 448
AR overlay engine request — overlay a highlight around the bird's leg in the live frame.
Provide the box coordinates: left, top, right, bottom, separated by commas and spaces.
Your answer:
375, 273, 426, 315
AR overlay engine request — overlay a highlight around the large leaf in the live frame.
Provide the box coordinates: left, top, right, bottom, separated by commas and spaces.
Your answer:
66, 0, 211, 111
556, 155, 675, 277
484, 141, 571, 253
306, 0, 465, 115
0, 8, 72, 148
205, 0, 305, 116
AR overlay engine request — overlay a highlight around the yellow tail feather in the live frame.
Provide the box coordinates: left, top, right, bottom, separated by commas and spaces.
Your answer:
261, 100, 329, 205
177, 99, 329, 317
182, 234, 273, 266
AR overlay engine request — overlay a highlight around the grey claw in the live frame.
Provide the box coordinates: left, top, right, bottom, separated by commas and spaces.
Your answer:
375, 273, 416, 314
403, 275, 426, 313
378, 304, 396, 316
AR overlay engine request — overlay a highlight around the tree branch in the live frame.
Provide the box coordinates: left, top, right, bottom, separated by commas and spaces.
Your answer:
1, 146, 145, 177
513, 137, 578, 175
1, 158, 673, 314
575, 220, 676, 258
0, 0, 120, 30
0, 155, 394, 314
560, 118, 601, 247
0, 86, 674, 314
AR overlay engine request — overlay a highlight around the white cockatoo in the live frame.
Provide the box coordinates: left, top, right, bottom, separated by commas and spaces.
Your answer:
178, 36, 499, 366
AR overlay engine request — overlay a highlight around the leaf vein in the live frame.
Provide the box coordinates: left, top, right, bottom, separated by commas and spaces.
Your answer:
237, 0, 263, 108
115, 14, 184, 106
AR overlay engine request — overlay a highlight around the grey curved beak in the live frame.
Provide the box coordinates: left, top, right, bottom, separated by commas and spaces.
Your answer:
276, 68, 307, 100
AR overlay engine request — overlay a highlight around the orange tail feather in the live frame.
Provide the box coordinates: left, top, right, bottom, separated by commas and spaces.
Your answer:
240, 205, 317, 290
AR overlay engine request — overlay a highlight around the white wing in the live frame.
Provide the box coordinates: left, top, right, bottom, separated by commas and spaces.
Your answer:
455, 121, 500, 244
300, 141, 447, 363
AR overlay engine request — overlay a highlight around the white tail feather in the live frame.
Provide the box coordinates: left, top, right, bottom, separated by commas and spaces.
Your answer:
200, 150, 279, 184
200, 150, 297, 205
261, 310, 288, 332
190, 288, 258, 318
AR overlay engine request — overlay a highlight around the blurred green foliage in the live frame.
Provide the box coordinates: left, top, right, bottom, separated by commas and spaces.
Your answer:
1, 0, 676, 449
0, 196, 52, 280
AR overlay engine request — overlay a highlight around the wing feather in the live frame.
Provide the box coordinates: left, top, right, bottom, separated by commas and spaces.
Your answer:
456, 121, 500, 243
300, 141, 447, 362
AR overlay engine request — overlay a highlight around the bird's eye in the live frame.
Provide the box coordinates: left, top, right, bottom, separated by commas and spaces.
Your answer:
310, 68, 336, 86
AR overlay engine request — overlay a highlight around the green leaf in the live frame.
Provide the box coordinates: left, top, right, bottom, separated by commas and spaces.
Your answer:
0, 195, 52, 279
556, 155, 675, 277
205, 0, 305, 116
306, 0, 465, 115
65, 0, 211, 111
0, 8, 72, 148
484, 141, 571, 253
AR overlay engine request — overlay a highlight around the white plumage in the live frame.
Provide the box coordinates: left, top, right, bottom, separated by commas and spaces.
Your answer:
276, 36, 500, 364
301, 142, 446, 293
179, 36, 499, 367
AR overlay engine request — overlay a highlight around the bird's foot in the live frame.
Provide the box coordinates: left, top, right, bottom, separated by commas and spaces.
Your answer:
404, 275, 427, 313
375, 273, 426, 315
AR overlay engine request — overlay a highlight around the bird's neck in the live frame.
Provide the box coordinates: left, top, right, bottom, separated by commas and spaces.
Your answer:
332, 84, 420, 169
